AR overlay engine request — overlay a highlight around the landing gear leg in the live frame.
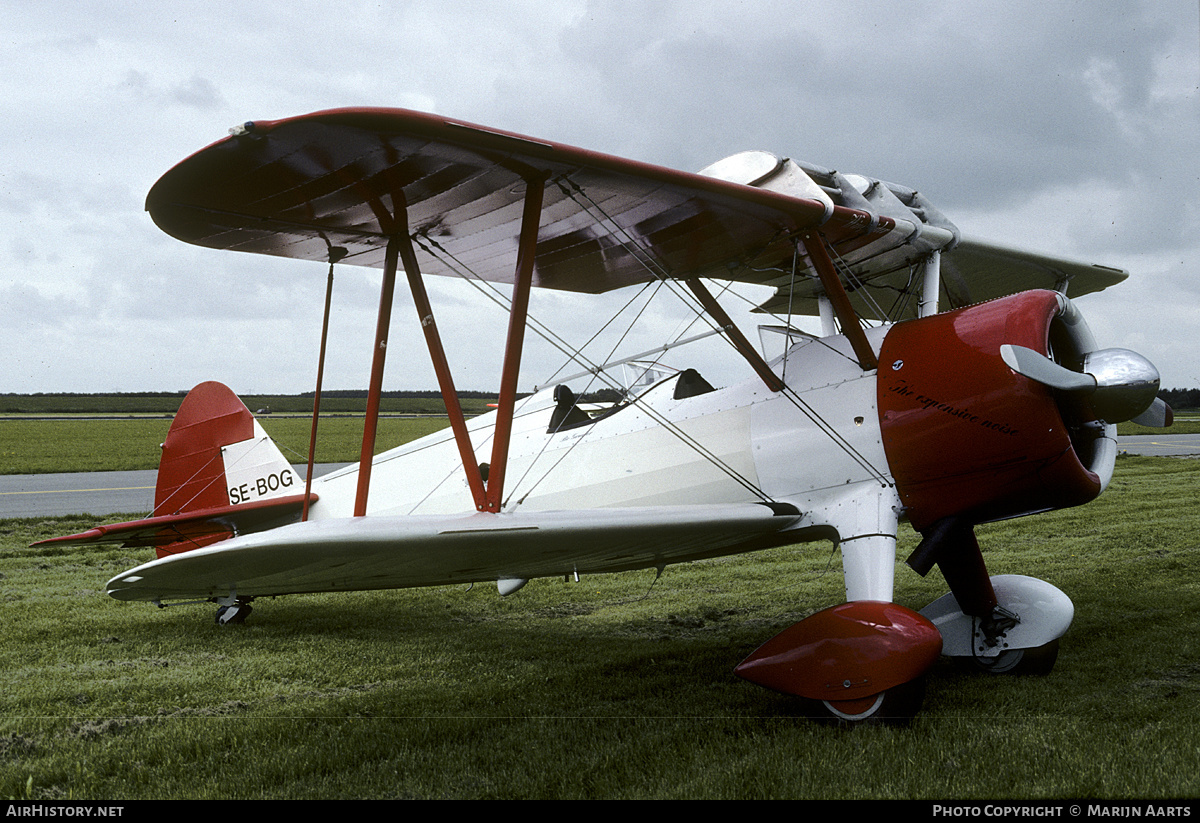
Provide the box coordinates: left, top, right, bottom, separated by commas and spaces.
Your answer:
911, 518, 998, 618
910, 518, 1024, 649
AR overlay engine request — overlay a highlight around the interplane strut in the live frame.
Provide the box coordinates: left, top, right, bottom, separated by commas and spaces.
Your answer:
353, 175, 548, 515
485, 173, 548, 512
353, 236, 401, 516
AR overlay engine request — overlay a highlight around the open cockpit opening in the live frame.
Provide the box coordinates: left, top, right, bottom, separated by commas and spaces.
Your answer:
546, 367, 718, 434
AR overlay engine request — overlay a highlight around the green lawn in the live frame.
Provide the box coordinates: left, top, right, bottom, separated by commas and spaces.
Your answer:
1, 455, 1197, 799
0, 417, 451, 474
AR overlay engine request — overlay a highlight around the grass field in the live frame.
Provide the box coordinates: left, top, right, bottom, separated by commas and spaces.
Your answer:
1, 455, 1197, 800
2, 413, 1197, 476
0, 417, 453, 474
0, 391, 487, 475
0, 393, 495, 417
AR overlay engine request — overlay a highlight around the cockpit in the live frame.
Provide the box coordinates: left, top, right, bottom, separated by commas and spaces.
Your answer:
545, 363, 717, 434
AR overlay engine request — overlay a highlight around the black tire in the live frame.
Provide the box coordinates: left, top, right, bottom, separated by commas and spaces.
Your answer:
969, 639, 1059, 675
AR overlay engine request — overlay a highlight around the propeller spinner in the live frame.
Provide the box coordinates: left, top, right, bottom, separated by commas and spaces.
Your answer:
1000, 344, 1172, 427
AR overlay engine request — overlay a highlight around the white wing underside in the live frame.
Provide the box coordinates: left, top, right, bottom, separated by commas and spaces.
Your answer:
106, 503, 802, 602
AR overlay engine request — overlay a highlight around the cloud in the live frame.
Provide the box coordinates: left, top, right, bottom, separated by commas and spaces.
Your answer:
1, 0, 1197, 393
121, 70, 225, 110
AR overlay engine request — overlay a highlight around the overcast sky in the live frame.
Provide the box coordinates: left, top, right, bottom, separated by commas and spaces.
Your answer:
3, 0, 1197, 397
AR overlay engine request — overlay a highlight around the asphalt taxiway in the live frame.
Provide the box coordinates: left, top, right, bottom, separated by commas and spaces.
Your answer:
0, 465, 349, 518
3, 436, 1197, 519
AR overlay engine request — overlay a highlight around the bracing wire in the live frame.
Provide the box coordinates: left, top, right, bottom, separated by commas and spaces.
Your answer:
411, 236, 776, 508
402, 172, 896, 506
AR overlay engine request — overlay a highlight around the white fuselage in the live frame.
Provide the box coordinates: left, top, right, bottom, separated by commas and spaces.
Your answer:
305, 326, 901, 601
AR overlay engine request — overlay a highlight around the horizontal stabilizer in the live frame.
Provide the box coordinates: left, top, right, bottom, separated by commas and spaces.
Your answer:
33, 494, 315, 553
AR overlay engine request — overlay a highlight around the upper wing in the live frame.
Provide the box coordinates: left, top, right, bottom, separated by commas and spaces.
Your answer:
147, 107, 1128, 314
146, 108, 894, 295
105, 503, 801, 602
751, 235, 1129, 320
938, 238, 1128, 308
739, 157, 1128, 319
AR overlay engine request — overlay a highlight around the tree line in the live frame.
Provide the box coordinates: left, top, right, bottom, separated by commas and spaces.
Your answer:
1160, 388, 1200, 411
4, 386, 1198, 415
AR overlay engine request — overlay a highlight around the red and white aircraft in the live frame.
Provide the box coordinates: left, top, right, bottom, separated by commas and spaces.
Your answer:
44, 108, 1171, 722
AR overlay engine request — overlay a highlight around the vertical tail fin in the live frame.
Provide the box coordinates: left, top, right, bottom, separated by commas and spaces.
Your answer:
155, 381, 301, 518
149, 382, 305, 557
35, 382, 312, 557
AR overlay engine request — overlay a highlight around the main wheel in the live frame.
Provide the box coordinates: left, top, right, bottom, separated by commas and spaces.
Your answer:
808, 677, 927, 725
969, 639, 1059, 675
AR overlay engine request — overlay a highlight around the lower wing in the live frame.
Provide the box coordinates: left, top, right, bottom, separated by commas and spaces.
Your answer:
106, 502, 803, 602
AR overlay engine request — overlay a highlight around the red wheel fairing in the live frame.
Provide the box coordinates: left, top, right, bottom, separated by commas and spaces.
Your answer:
734, 601, 942, 701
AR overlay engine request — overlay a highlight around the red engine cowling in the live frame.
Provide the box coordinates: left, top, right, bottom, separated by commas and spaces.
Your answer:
877, 290, 1110, 532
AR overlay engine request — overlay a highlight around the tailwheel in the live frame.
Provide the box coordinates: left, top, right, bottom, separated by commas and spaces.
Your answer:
809, 677, 927, 725
969, 639, 1059, 676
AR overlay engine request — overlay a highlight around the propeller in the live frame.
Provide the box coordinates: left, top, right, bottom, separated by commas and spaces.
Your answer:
1130, 397, 1174, 428
1000, 344, 1171, 426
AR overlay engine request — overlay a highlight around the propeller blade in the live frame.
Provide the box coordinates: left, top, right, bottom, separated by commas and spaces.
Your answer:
1000, 345, 1096, 392
1001, 344, 1162, 424
1130, 398, 1173, 428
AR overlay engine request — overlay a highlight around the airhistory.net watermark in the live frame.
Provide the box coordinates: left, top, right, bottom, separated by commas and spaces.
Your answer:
5, 805, 124, 817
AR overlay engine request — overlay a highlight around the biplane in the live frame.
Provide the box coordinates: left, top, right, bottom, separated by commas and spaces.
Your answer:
43, 108, 1172, 722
